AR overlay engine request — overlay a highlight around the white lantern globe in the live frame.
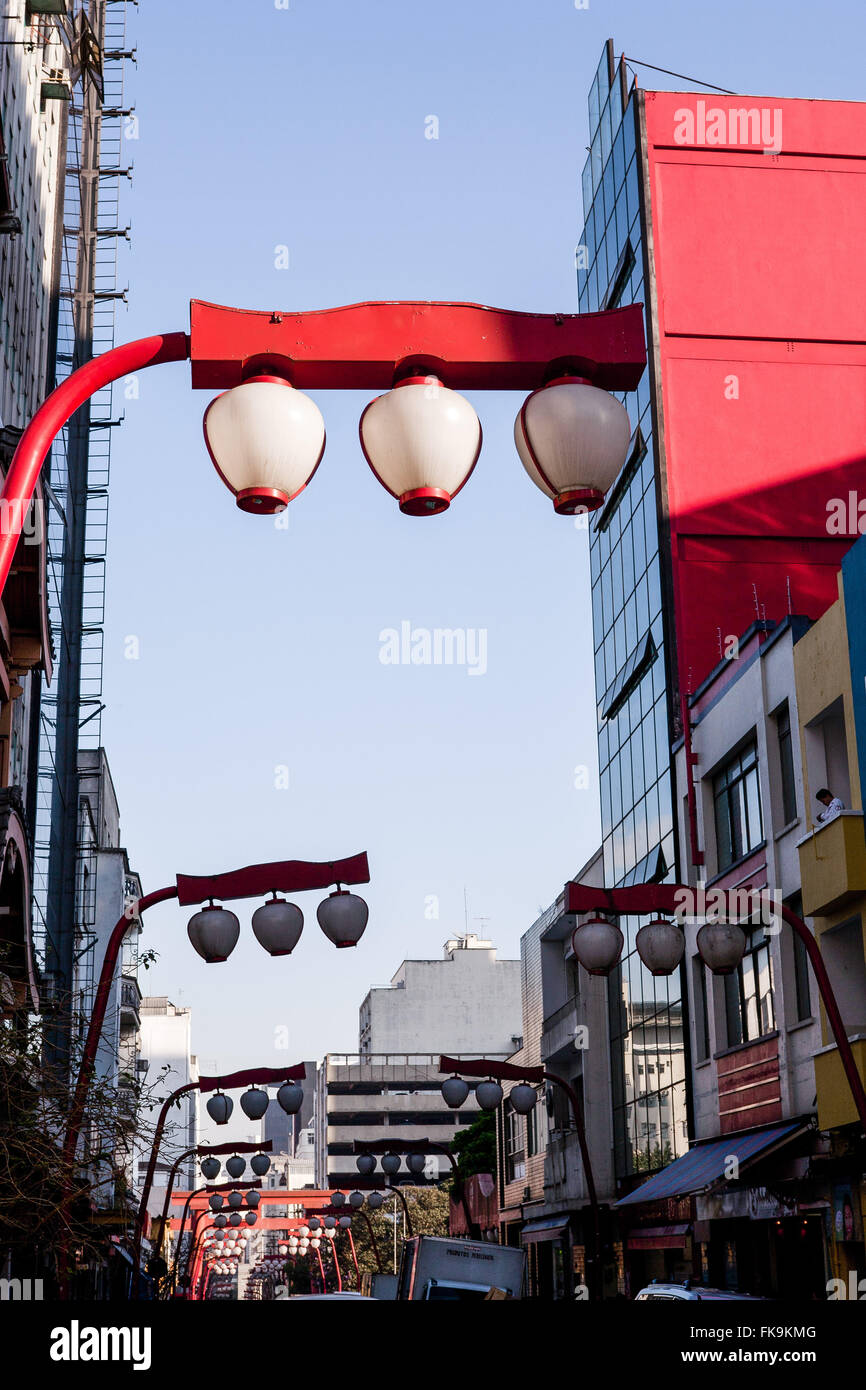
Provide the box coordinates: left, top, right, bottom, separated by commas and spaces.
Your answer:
251, 897, 304, 956
697, 921, 747, 976
317, 890, 369, 949
514, 377, 632, 515
203, 376, 326, 514
571, 916, 624, 977
636, 918, 686, 977
360, 375, 481, 516
187, 904, 240, 964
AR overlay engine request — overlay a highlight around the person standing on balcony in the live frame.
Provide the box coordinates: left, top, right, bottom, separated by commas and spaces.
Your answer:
816, 788, 845, 823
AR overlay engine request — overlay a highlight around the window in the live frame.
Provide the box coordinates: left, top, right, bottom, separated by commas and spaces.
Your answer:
504, 1102, 526, 1183
775, 703, 798, 825
713, 741, 763, 870
693, 955, 710, 1061
724, 927, 775, 1047
526, 1097, 540, 1157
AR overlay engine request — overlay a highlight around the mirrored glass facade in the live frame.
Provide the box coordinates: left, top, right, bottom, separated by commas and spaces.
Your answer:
578, 45, 688, 1181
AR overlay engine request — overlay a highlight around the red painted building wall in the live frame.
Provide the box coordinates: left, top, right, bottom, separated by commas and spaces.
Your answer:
642, 92, 866, 690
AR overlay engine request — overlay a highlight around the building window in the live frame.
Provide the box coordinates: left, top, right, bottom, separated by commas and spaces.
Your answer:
724, 927, 775, 1047
775, 703, 798, 825
526, 1096, 539, 1157
713, 740, 763, 870
692, 955, 710, 1062
504, 1102, 526, 1183
786, 892, 811, 1023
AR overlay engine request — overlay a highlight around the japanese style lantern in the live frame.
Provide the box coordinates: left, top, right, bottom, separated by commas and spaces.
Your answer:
187, 904, 240, 964
240, 1087, 270, 1120
360, 375, 482, 515
317, 889, 369, 948
571, 915, 624, 976
250, 1154, 270, 1177
697, 920, 747, 976
366, 1192, 384, 1211
515, 377, 631, 514
227, 1190, 244, 1209
475, 1080, 504, 1111
251, 897, 304, 957
277, 1081, 303, 1115
440, 1076, 470, 1109
509, 1083, 538, 1115
225, 1156, 245, 1180
380, 1154, 401, 1178
636, 918, 686, 977
355, 1153, 376, 1176
200, 1157, 220, 1181
206, 1091, 233, 1125
406, 1152, 427, 1176
203, 376, 326, 514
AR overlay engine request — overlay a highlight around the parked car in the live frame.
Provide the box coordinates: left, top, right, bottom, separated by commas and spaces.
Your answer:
635, 1280, 768, 1301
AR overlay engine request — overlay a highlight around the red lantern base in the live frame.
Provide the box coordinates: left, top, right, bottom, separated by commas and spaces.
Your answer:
333, 940, 358, 949
398, 487, 451, 516
553, 487, 605, 515
236, 486, 289, 514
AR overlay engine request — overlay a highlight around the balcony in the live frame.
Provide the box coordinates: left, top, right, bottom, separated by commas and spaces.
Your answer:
797, 812, 866, 917
119, 975, 141, 1030
814, 1036, 866, 1130
541, 995, 579, 1063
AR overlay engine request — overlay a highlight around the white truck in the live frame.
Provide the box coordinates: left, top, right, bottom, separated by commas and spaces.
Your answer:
396, 1236, 525, 1301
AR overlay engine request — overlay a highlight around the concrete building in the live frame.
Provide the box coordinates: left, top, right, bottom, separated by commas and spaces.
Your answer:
316, 1053, 502, 1192
73, 748, 146, 1215
359, 933, 522, 1056
138, 995, 199, 1195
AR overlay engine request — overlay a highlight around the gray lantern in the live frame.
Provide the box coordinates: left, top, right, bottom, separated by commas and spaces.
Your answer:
245, 1211, 257, 1226
697, 920, 747, 976
316, 890, 369, 948
213, 1214, 227, 1229
206, 1093, 233, 1126
227, 1191, 244, 1209
187, 904, 241, 964
225, 1155, 245, 1180
208, 1194, 224, 1212
240, 1087, 270, 1121
331, 1191, 346, 1208
338, 1216, 352, 1229
200, 1156, 220, 1181
245, 1190, 260, 1208
251, 898, 304, 956
636, 918, 686, 977
323, 1216, 336, 1229
356, 1153, 376, 1176
250, 1153, 270, 1177
366, 1191, 384, 1211
277, 1081, 303, 1114
510, 1084, 538, 1115
380, 1153, 401, 1177
406, 1152, 427, 1176
441, 1076, 470, 1109
475, 1080, 504, 1111
229, 1212, 242, 1227
571, 916, 624, 977
349, 1191, 365, 1208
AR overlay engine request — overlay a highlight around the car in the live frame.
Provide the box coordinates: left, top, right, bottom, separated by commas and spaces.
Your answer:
277, 1291, 375, 1301
635, 1280, 768, 1301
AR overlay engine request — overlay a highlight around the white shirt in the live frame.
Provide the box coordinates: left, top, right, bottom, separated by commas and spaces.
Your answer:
818, 797, 844, 823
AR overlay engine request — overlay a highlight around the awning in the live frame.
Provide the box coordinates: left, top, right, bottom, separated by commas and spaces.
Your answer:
521, 1216, 570, 1244
627, 1223, 690, 1251
616, 1122, 805, 1207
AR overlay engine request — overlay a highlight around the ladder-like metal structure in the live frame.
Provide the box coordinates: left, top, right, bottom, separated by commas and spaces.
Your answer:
32, 0, 135, 1070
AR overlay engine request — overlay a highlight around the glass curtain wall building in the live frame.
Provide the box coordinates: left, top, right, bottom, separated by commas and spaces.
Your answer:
577, 42, 688, 1182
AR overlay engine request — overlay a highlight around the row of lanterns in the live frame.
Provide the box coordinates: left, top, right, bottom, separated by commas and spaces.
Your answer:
204, 373, 631, 519
204, 1079, 304, 1128
570, 915, 749, 979
440, 1075, 537, 1114
187, 889, 369, 964
356, 1151, 427, 1178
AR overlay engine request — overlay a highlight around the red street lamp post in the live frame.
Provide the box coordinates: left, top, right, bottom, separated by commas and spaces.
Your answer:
563, 881, 866, 1136
58, 852, 367, 1299
155, 1139, 272, 1287
439, 1054, 601, 1298
0, 300, 645, 599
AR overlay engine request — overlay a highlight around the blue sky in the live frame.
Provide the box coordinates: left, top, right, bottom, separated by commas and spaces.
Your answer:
98, 0, 866, 1110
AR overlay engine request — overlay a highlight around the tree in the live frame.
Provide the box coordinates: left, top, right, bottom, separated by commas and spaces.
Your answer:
333, 1187, 450, 1285
451, 1110, 496, 1178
